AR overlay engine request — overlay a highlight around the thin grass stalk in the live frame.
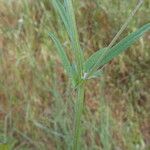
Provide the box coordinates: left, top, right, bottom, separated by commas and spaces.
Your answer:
73, 82, 85, 150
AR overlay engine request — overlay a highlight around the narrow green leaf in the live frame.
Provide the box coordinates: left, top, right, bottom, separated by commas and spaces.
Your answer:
49, 32, 71, 76
84, 48, 107, 73
64, 0, 84, 75
84, 23, 150, 74
52, 0, 71, 36
52, 0, 84, 76
71, 63, 79, 86
64, 0, 81, 46
101, 23, 150, 66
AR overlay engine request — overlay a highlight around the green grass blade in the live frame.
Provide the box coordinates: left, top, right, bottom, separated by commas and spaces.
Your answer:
101, 23, 150, 66
52, 0, 84, 76
64, 0, 79, 42
84, 23, 150, 75
84, 48, 107, 73
64, 0, 84, 76
52, 0, 71, 36
49, 32, 71, 76
70, 63, 79, 86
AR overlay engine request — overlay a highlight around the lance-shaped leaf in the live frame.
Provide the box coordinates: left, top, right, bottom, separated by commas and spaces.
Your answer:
70, 63, 79, 86
84, 23, 150, 75
64, 0, 84, 75
52, 0, 71, 36
49, 32, 71, 76
101, 23, 150, 66
52, 0, 84, 76
84, 48, 107, 73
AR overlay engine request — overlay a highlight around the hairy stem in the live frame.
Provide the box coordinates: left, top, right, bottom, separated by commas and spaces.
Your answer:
73, 82, 85, 150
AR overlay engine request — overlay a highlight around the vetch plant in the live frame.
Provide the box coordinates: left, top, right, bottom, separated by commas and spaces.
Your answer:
49, 0, 150, 149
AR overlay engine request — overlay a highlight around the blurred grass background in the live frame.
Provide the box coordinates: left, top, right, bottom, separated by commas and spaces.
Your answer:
0, 0, 150, 149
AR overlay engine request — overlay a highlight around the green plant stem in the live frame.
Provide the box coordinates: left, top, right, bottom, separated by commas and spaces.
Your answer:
73, 82, 85, 150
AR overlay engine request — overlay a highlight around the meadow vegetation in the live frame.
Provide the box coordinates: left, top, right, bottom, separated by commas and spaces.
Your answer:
0, 0, 150, 150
